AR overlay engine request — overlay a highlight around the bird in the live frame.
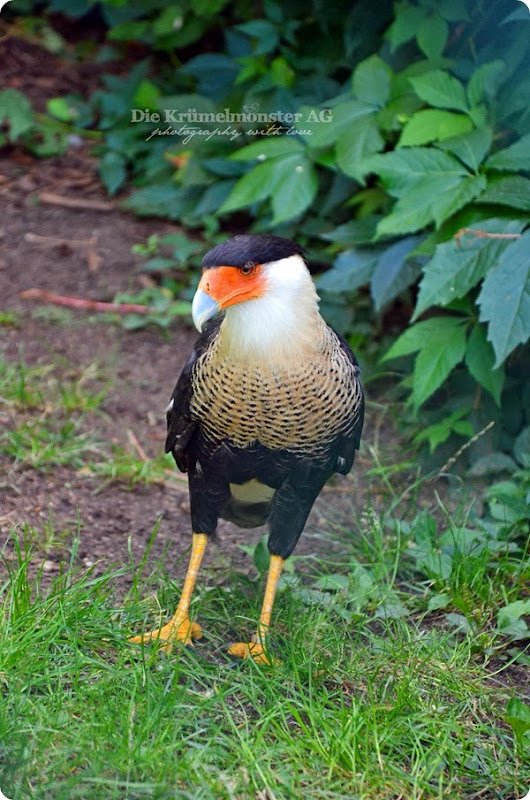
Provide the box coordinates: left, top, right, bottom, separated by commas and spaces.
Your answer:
130, 234, 364, 664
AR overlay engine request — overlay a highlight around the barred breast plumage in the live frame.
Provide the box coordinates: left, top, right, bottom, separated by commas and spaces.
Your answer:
189, 322, 362, 456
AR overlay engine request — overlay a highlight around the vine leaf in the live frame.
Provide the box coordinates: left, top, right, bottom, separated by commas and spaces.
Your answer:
478, 231, 530, 367
413, 219, 527, 320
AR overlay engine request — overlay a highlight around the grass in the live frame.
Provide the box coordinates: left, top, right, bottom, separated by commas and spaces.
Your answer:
1, 356, 529, 798
0, 506, 528, 799
0, 358, 181, 486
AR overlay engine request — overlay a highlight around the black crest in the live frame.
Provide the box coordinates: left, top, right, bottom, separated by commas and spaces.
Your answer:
202, 234, 305, 269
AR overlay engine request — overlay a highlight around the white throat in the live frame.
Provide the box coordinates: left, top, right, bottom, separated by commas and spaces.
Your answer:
219, 254, 322, 363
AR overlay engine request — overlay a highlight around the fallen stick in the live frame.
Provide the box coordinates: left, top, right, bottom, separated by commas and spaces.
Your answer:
126, 428, 149, 462
37, 191, 114, 212
25, 231, 97, 248
86, 247, 101, 273
21, 288, 154, 315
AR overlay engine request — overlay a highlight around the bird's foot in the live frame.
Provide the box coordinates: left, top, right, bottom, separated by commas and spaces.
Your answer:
129, 617, 203, 654
228, 640, 279, 666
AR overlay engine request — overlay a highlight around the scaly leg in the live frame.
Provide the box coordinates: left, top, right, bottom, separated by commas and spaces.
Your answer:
129, 532, 208, 654
228, 554, 284, 665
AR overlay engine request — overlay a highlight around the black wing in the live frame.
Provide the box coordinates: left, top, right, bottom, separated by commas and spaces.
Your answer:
332, 327, 365, 476
165, 318, 222, 472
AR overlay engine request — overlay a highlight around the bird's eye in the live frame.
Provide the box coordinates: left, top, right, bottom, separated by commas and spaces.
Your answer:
238, 262, 256, 277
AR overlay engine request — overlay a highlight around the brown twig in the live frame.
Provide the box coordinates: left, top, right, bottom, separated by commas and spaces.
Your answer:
25, 231, 96, 248
86, 246, 101, 273
126, 429, 149, 462
37, 191, 114, 212
21, 289, 154, 315
454, 228, 522, 247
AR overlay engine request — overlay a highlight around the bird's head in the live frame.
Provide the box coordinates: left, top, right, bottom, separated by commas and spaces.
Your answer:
192, 235, 320, 359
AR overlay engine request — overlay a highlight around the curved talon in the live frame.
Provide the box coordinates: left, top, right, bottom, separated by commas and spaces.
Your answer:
228, 641, 279, 666
129, 618, 203, 653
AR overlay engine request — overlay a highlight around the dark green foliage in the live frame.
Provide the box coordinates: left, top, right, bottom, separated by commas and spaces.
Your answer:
0, 88, 70, 155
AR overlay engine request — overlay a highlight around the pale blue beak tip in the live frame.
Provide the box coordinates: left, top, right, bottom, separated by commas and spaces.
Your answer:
191, 288, 221, 332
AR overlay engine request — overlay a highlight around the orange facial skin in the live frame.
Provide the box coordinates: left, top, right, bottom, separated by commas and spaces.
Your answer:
198, 265, 266, 310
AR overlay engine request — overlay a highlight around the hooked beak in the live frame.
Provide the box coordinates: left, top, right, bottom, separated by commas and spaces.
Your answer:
191, 287, 220, 332
191, 265, 265, 332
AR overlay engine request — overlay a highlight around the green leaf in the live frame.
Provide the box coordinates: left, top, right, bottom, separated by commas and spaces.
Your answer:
321, 218, 380, 246
270, 56, 294, 87
153, 7, 185, 38
416, 15, 448, 60
313, 574, 350, 591
231, 137, 304, 161
300, 100, 375, 149
195, 180, 235, 217
467, 60, 505, 107
141, 257, 179, 272
253, 537, 270, 575
219, 159, 281, 214
237, 19, 279, 55
133, 79, 161, 110
431, 173, 487, 227
336, 117, 384, 181
469, 453, 518, 479
25, 118, 67, 157
427, 592, 450, 611
387, 3, 426, 51
485, 133, 530, 172
437, 127, 492, 172
376, 173, 468, 236
370, 236, 422, 312
317, 249, 379, 293
46, 96, 77, 122
506, 698, 530, 747
352, 55, 392, 107
412, 317, 467, 412
382, 317, 460, 361
271, 155, 318, 224
398, 109, 473, 147
439, 0, 469, 21
498, 600, 530, 629
410, 70, 468, 112
99, 151, 127, 196
122, 184, 196, 220
414, 410, 472, 452
377, 174, 486, 236
0, 88, 33, 141
363, 147, 468, 195
477, 176, 530, 211
478, 231, 530, 367
465, 324, 504, 405
375, 192, 438, 236
413, 218, 526, 319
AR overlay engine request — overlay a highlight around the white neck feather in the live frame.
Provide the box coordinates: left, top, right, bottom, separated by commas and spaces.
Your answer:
218, 254, 323, 364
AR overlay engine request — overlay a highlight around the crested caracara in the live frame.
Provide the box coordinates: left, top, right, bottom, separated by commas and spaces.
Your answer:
130, 234, 364, 664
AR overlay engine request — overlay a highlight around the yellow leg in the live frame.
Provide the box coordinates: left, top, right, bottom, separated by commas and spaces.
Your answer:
228, 554, 284, 665
129, 533, 208, 654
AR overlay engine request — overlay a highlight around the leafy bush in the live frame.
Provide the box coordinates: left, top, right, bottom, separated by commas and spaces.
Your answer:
0, 88, 72, 156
